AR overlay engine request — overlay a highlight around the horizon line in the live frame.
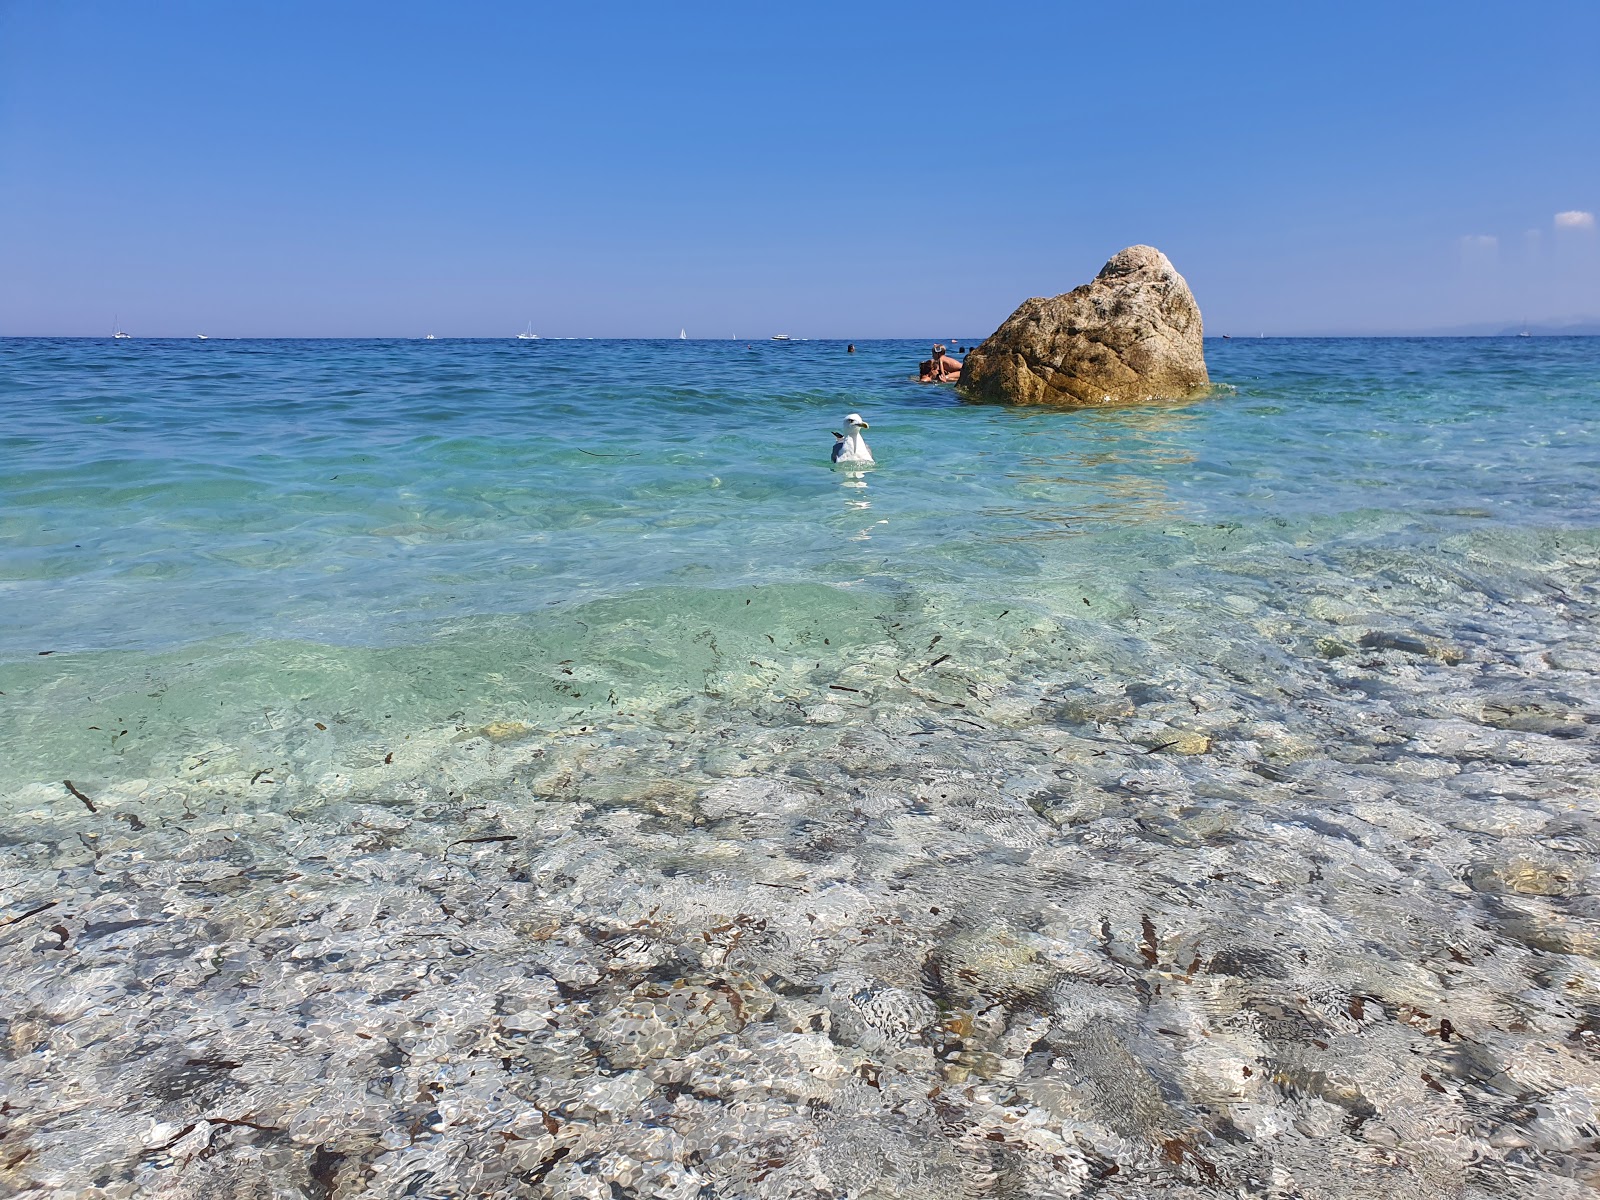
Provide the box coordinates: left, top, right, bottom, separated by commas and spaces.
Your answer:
4, 332, 1600, 342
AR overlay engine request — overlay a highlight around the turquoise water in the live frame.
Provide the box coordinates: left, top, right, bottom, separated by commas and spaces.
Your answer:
4, 337, 1595, 787
2, 336, 1599, 1197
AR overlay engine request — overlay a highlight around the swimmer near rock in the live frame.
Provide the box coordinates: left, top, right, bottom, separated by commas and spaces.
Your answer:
919, 344, 963, 383
830, 413, 873, 464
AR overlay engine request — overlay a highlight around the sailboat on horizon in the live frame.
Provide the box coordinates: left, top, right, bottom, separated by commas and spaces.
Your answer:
679, 328, 687, 340
113, 315, 131, 339
517, 322, 539, 340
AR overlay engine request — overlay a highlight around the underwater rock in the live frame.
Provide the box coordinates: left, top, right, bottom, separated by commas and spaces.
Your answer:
477, 720, 540, 743
1316, 636, 1354, 658
805, 702, 847, 724
1475, 696, 1589, 738
958, 245, 1209, 407
822, 973, 937, 1053
1130, 727, 1211, 755
1206, 944, 1290, 980
591, 975, 771, 1069
1468, 855, 1580, 897
1046, 977, 1140, 1031
1357, 630, 1465, 664
1045, 692, 1136, 725
1058, 1018, 1177, 1142
933, 930, 1059, 1006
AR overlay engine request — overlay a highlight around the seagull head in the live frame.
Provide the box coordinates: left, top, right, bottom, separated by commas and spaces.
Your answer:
844, 413, 869, 432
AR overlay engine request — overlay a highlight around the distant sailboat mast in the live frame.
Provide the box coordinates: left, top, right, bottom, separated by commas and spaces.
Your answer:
679, 328, 687, 340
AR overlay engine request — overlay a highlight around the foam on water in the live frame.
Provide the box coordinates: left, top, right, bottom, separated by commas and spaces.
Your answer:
1, 336, 1598, 1198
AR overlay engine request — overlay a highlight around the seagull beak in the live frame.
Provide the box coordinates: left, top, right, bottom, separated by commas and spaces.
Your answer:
856, 421, 869, 430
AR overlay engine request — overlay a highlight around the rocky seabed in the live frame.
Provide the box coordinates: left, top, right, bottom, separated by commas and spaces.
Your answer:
2, 525, 1599, 1199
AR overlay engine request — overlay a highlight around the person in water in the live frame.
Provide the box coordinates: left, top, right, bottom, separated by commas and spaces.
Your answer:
919, 344, 963, 383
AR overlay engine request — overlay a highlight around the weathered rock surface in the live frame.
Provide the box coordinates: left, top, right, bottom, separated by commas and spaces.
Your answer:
958, 245, 1209, 406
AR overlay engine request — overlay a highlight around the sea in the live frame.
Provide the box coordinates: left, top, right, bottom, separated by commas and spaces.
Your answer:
1, 336, 1597, 1198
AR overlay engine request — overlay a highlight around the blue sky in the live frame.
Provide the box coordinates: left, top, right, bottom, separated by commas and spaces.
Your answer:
2, 0, 1596, 337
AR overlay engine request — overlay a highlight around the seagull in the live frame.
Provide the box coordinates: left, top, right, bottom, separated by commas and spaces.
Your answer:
831, 413, 873, 465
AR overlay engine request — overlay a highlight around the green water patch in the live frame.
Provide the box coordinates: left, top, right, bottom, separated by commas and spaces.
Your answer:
0, 580, 973, 798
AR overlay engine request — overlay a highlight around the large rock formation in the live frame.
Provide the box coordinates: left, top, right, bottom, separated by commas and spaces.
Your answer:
957, 245, 1208, 407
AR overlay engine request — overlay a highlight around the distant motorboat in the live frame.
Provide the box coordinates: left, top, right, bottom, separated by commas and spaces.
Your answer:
517, 322, 539, 340
770, 334, 790, 341
196, 334, 208, 340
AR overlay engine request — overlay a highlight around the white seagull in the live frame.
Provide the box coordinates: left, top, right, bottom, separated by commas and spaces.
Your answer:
831, 413, 873, 465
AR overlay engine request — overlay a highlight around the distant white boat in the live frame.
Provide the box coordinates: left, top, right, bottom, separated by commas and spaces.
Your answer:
425, 334, 436, 340
196, 334, 208, 340
517, 322, 539, 340
771, 334, 790, 341
679, 328, 687, 340
113, 314, 131, 339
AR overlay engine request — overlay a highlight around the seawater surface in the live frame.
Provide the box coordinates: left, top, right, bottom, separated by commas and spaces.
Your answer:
1, 336, 1598, 1198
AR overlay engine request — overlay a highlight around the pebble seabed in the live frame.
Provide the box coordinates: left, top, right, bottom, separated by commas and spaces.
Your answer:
3, 520, 1600, 1199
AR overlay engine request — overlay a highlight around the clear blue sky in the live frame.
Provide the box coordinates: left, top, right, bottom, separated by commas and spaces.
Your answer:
2, 1, 1596, 337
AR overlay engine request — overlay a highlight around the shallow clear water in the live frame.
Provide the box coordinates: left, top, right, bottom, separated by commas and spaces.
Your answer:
1, 336, 1598, 1198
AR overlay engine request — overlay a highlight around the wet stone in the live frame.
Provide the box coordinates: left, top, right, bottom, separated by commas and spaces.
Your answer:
1358, 630, 1466, 664
1468, 856, 1582, 897
1475, 696, 1591, 738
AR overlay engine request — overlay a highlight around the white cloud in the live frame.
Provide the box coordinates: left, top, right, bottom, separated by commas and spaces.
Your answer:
1554, 210, 1595, 230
